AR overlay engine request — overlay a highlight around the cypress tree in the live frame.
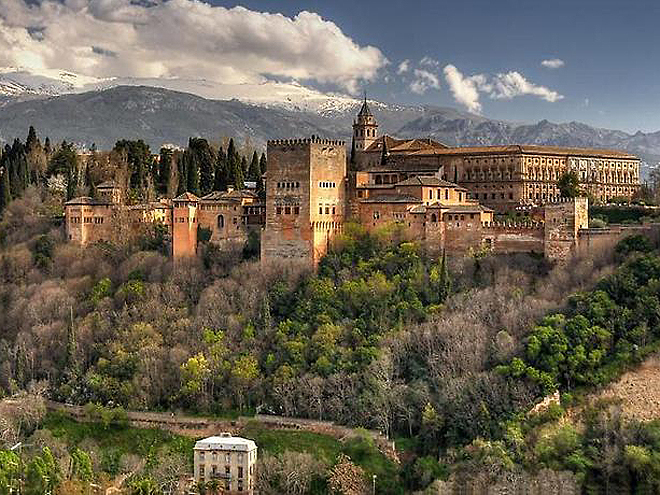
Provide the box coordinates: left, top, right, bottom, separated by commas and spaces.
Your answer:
185, 149, 200, 195
85, 163, 96, 198
189, 138, 215, 196
214, 147, 228, 191
176, 152, 187, 195
44, 137, 52, 156
158, 147, 173, 195
247, 151, 260, 181
259, 152, 267, 175
0, 166, 11, 214
226, 139, 239, 188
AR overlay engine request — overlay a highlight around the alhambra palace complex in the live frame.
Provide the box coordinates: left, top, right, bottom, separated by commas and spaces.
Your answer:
65, 101, 642, 264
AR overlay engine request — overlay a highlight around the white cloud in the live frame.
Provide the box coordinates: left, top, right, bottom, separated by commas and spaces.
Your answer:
0, 0, 387, 94
397, 59, 410, 74
409, 69, 440, 95
490, 71, 563, 102
442, 65, 486, 113
420, 56, 440, 67
442, 64, 563, 111
541, 58, 565, 69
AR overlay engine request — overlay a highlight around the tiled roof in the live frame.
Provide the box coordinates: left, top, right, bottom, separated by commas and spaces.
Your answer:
173, 192, 200, 201
361, 194, 422, 204
404, 144, 637, 159
64, 196, 109, 206
201, 189, 258, 201
395, 176, 460, 188
365, 136, 447, 153
434, 203, 494, 213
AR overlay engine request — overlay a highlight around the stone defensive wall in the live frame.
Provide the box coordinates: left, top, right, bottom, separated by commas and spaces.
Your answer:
577, 223, 660, 256
445, 220, 544, 254
267, 137, 346, 147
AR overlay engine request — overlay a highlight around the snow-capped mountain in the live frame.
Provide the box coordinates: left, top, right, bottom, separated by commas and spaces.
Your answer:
0, 67, 105, 97
0, 66, 390, 115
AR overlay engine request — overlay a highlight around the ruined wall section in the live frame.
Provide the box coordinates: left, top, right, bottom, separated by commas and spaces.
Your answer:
544, 198, 588, 262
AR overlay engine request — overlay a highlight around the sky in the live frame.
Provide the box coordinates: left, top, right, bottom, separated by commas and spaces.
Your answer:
1, 0, 659, 132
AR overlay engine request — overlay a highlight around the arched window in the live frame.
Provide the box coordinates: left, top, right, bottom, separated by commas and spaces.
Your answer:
217, 215, 224, 229
431, 213, 437, 223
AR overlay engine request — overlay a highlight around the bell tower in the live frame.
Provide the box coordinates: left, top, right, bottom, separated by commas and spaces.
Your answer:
352, 95, 378, 154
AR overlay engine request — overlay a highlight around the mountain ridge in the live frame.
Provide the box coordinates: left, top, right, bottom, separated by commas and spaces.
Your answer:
0, 84, 659, 175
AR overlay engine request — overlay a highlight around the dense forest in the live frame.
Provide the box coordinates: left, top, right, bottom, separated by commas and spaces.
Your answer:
3, 127, 660, 493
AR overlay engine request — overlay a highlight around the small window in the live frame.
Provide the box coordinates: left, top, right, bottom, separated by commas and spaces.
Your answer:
319, 207, 323, 214
332, 206, 336, 215
276, 207, 282, 214
284, 206, 291, 214
325, 207, 330, 215
294, 206, 300, 215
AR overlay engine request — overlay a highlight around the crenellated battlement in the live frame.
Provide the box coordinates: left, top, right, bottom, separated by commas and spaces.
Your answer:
544, 197, 588, 206
482, 220, 544, 230
267, 136, 346, 147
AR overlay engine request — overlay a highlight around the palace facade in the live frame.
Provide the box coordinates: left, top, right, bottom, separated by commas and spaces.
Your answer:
64, 101, 642, 264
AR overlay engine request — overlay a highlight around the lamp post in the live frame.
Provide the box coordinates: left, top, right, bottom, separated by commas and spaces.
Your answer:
372, 474, 377, 494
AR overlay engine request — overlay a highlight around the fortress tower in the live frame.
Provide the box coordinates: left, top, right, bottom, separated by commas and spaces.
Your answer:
352, 97, 378, 157
261, 137, 347, 266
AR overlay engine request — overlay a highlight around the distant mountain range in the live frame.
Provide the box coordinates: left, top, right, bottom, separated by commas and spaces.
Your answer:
1, 68, 660, 179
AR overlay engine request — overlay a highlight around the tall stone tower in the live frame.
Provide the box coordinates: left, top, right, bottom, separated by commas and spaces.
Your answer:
261, 137, 347, 266
352, 97, 378, 155
172, 192, 199, 258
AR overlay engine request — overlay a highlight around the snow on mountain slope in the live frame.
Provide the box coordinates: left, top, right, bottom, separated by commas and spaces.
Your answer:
0, 67, 105, 96
0, 67, 396, 116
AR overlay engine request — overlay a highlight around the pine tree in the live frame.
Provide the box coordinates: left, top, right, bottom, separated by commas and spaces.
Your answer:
214, 147, 228, 191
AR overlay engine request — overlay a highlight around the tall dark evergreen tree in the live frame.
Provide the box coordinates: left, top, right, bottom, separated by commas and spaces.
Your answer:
247, 152, 260, 181
214, 147, 228, 191
259, 152, 267, 175
188, 138, 215, 196
0, 166, 11, 214
44, 137, 52, 156
185, 149, 200, 195
158, 147, 173, 195
113, 140, 151, 191
176, 152, 187, 195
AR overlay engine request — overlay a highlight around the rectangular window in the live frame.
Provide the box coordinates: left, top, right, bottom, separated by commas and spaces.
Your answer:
238, 466, 244, 478
276, 207, 282, 214
284, 206, 291, 214
332, 206, 336, 215
294, 206, 300, 215
325, 207, 330, 215
319, 207, 323, 214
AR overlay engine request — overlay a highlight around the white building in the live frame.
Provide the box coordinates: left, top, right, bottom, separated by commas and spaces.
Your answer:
193, 433, 257, 494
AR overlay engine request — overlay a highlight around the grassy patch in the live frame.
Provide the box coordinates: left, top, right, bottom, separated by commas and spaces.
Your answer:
42, 411, 194, 467
239, 421, 341, 465
240, 422, 403, 494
